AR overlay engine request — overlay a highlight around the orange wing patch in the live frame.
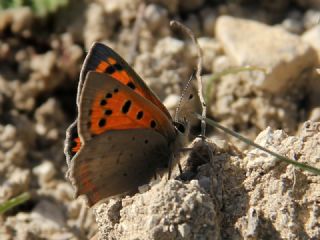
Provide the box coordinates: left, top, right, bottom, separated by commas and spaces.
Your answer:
89, 86, 168, 136
80, 72, 175, 141
78, 163, 101, 205
72, 137, 81, 153
94, 57, 171, 119
96, 57, 145, 96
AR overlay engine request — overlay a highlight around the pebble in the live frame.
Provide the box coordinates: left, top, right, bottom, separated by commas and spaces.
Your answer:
31, 200, 66, 231
216, 16, 317, 93
200, 8, 216, 36
302, 25, 320, 52
303, 9, 320, 30
144, 4, 169, 32
33, 161, 56, 183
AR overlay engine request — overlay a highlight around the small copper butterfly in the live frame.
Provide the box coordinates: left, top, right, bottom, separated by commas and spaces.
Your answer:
65, 42, 188, 206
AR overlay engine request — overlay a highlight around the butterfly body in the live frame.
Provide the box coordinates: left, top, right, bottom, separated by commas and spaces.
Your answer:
65, 42, 187, 206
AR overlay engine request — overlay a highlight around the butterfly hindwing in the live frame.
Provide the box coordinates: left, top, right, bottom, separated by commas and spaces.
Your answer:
69, 128, 170, 206
78, 71, 176, 143
64, 121, 81, 166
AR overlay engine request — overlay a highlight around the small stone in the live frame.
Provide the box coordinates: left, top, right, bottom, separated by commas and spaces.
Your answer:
216, 16, 317, 93
163, 94, 180, 111
153, 37, 184, 56
213, 55, 231, 73
55, 182, 74, 202
200, 8, 216, 36
178, 223, 191, 238
302, 26, 320, 106
198, 37, 219, 72
84, 3, 115, 48
33, 161, 56, 183
5, 141, 26, 167
198, 176, 211, 193
148, 0, 179, 13
30, 51, 57, 77
0, 169, 30, 200
144, 4, 169, 32
303, 10, 320, 30
246, 208, 259, 238
11, 7, 33, 35
302, 25, 320, 53
31, 200, 66, 231
281, 17, 303, 34
309, 107, 320, 122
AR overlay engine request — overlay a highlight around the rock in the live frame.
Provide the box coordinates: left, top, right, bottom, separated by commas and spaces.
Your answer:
213, 55, 231, 72
153, 37, 184, 57
198, 37, 220, 72
31, 200, 66, 232
245, 127, 289, 172
148, 0, 179, 13
34, 98, 65, 137
55, 182, 74, 202
200, 8, 217, 36
302, 25, 320, 56
33, 161, 56, 183
144, 4, 169, 32
134, 36, 192, 100
95, 179, 219, 240
216, 16, 317, 93
236, 121, 320, 239
84, 3, 114, 48
308, 107, 320, 121
0, 7, 33, 36
302, 25, 320, 106
281, 10, 304, 34
303, 9, 320, 30
177, 223, 191, 238
0, 169, 31, 201
163, 94, 180, 112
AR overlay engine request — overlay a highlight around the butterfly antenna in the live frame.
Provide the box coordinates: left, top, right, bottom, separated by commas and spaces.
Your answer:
174, 71, 195, 122
171, 20, 206, 137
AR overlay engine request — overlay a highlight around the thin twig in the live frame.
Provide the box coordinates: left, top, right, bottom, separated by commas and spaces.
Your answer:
127, 3, 146, 65
170, 20, 207, 137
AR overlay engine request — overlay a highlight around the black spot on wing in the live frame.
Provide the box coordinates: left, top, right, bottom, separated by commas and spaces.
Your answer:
122, 100, 132, 114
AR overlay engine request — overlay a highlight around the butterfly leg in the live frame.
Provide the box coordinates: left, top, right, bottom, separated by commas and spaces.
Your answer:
178, 162, 183, 175
167, 155, 173, 180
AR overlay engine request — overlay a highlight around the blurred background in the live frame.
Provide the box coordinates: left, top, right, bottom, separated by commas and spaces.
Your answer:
0, 0, 320, 239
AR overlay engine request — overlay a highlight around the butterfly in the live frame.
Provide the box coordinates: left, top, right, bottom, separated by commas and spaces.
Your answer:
64, 42, 188, 206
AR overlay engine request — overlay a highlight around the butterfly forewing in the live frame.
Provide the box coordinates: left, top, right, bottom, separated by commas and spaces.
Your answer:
78, 71, 176, 142
65, 42, 173, 163
77, 42, 171, 119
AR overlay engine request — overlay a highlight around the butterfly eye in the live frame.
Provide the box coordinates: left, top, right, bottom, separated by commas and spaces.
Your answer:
174, 122, 185, 133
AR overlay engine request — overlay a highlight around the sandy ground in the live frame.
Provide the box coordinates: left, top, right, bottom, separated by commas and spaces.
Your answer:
0, 0, 319, 239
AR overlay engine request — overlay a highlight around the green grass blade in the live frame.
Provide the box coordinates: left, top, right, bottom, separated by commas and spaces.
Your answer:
0, 0, 69, 16
0, 192, 31, 214
195, 113, 320, 175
